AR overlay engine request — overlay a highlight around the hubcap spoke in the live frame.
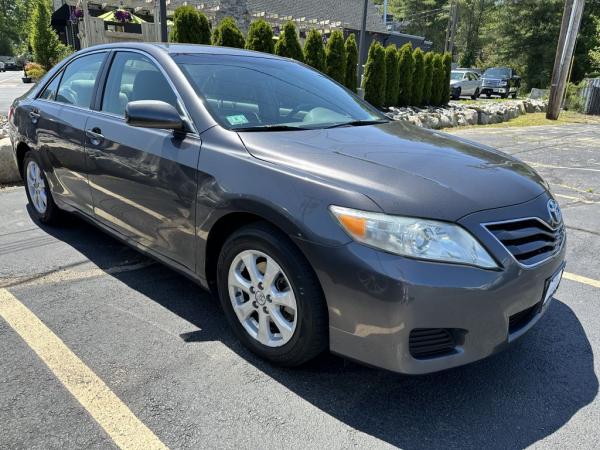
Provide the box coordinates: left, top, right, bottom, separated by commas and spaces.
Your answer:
229, 270, 252, 294
241, 254, 261, 285
256, 311, 271, 345
233, 300, 254, 322
271, 290, 295, 309
261, 259, 280, 292
269, 307, 294, 341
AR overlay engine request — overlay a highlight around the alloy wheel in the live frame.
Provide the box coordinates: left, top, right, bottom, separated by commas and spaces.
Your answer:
26, 160, 47, 214
227, 249, 298, 347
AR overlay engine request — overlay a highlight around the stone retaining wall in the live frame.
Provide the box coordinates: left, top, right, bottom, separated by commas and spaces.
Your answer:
386, 99, 548, 129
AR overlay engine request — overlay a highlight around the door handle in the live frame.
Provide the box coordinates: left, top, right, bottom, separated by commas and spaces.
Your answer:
86, 127, 104, 146
29, 110, 40, 124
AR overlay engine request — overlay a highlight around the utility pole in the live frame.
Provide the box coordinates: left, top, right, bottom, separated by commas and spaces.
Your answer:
357, 0, 369, 90
383, 0, 388, 27
159, 0, 168, 43
547, 0, 586, 120
444, 1, 458, 53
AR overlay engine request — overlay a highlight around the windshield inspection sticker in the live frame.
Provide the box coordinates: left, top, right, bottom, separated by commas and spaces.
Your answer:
226, 114, 249, 125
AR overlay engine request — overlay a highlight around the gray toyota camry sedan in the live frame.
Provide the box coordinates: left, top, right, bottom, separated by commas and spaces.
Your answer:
8, 43, 566, 374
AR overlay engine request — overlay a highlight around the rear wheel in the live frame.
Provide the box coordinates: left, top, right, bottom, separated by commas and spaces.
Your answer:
217, 223, 328, 366
24, 152, 61, 224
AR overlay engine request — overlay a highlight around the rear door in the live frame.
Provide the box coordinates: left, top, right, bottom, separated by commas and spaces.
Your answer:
31, 51, 107, 214
85, 50, 201, 270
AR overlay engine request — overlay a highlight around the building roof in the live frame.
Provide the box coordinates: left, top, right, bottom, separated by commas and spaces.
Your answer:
247, 0, 387, 32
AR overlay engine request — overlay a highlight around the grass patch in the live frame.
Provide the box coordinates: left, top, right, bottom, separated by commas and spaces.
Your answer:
447, 111, 600, 130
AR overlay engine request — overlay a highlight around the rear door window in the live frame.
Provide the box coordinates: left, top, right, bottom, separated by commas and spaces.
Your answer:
56, 52, 106, 109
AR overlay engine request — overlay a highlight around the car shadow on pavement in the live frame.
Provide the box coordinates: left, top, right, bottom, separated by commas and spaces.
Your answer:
38, 212, 598, 450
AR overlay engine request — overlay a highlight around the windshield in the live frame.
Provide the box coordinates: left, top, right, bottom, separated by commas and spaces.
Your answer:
450, 71, 465, 80
483, 68, 511, 78
175, 54, 385, 131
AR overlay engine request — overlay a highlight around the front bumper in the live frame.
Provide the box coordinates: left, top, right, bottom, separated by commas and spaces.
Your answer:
482, 86, 508, 94
297, 193, 566, 374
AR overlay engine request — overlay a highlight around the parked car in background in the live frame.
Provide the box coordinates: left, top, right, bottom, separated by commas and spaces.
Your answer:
450, 69, 481, 100
3, 58, 18, 70
8, 43, 566, 375
0, 61, 5, 72
481, 67, 521, 98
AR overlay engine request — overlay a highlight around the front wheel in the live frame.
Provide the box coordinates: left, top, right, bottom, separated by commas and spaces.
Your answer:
217, 223, 328, 366
23, 152, 61, 224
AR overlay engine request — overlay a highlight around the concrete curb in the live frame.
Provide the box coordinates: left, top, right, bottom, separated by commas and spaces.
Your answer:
0, 138, 21, 184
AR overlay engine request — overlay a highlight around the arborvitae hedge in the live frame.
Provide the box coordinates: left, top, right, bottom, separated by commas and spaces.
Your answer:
245, 19, 274, 53
363, 41, 386, 108
303, 29, 325, 71
423, 51, 434, 105
325, 30, 346, 84
441, 52, 452, 105
431, 53, 444, 106
412, 47, 425, 106
275, 21, 304, 62
344, 34, 358, 92
212, 17, 245, 48
397, 43, 414, 106
384, 45, 399, 107
170, 6, 211, 44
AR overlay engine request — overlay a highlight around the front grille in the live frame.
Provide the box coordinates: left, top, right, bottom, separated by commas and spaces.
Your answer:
485, 218, 565, 267
409, 328, 456, 359
509, 303, 540, 333
482, 79, 500, 87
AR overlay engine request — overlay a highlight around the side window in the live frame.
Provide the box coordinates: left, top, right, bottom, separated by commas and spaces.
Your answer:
39, 74, 62, 101
101, 52, 178, 117
56, 52, 105, 108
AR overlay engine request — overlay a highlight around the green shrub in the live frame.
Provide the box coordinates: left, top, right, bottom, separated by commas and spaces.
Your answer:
363, 41, 386, 108
274, 21, 303, 62
397, 43, 414, 106
344, 34, 358, 92
245, 19, 274, 53
564, 82, 584, 112
30, 0, 71, 70
212, 17, 245, 49
170, 6, 211, 44
412, 47, 426, 106
25, 62, 46, 81
441, 52, 452, 105
430, 53, 444, 106
325, 30, 346, 84
422, 52, 434, 105
384, 45, 399, 107
303, 29, 325, 71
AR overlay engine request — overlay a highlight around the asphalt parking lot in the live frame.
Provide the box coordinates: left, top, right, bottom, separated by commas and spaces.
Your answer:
0, 71, 31, 114
1, 122, 599, 449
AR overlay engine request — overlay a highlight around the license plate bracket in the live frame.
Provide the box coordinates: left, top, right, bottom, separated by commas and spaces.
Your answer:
542, 264, 565, 306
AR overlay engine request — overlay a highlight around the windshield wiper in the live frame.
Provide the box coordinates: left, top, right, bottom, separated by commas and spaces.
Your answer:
234, 125, 310, 132
324, 119, 390, 129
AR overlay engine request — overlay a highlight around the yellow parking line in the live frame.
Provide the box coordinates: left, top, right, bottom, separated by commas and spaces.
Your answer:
0, 289, 168, 450
564, 272, 600, 289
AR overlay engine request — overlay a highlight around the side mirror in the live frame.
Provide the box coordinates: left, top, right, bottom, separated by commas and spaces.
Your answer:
125, 100, 184, 130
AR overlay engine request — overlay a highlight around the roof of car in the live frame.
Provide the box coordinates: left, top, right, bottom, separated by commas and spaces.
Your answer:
78, 42, 282, 60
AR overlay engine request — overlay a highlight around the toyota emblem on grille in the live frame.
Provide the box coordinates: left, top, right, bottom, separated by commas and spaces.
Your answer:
547, 199, 562, 226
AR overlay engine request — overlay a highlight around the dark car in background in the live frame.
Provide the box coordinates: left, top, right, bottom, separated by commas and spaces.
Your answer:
481, 67, 521, 98
8, 43, 565, 374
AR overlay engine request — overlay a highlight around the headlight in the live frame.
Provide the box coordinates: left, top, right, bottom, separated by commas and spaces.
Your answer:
499, 81, 508, 86
330, 206, 498, 269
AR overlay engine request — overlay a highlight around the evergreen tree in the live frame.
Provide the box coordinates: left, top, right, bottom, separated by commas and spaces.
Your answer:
384, 44, 399, 106
412, 47, 426, 106
212, 17, 245, 49
363, 41, 386, 108
344, 33, 358, 92
397, 43, 414, 106
170, 6, 211, 44
430, 53, 444, 106
303, 29, 325, 71
30, 0, 70, 70
325, 30, 346, 84
422, 51, 434, 105
274, 21, 304, 62
441, 52, 452, 105
245, 19, 274, 53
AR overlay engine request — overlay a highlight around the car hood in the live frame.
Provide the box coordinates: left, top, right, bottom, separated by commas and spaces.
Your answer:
238, 120, 546, 221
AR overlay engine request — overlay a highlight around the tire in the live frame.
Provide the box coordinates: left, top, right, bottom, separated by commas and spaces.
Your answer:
511, 90, 518, 99
23, 151, 61, 225
486, 93, 491, 98
501, 92, 508, 99
471, 88, 480, 100
452, 87, 461, 100
217, 222, 328, 366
